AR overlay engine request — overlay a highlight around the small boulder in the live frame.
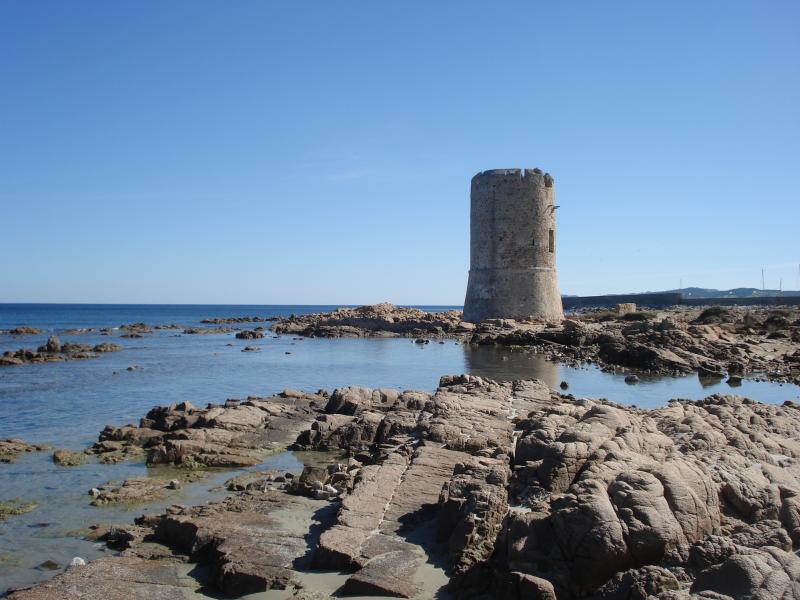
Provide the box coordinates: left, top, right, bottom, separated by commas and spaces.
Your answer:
44, 336, 61, 353
235, 330, 265, 340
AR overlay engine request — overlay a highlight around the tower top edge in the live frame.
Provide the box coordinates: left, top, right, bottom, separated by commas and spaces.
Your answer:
472, 168, 553, 181
472, 168, 554, 186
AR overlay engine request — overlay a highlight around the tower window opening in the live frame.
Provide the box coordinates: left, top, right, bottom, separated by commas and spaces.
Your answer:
548, 229, 554, 253
531, 236, 535, 247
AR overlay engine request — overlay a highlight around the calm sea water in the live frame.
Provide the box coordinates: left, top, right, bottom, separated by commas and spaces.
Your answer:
1, 304, 798, 593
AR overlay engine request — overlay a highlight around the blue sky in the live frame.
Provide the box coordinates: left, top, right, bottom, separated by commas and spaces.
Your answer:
1, 1, 798, 304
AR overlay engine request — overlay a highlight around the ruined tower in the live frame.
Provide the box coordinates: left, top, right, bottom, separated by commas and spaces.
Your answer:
463, 168, 563, 322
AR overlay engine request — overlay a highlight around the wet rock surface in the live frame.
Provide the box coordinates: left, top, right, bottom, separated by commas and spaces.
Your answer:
0, 439, 50, 463
0, 335, 121, 367
235, 329, 264, 339
4, 327, 44, 335
8, 375, 800, 599
119, 323, 152, 334
51, 449, 85, 466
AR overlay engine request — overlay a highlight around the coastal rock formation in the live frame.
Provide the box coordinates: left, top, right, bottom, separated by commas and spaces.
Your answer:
92, 342, 122, 353
52, 449, 85, 466
119, 322, 152, 334
295, 377, 800, 598
0, 439, 50, 463
88, 391, 326, 467
88, 477, 182, 506
235, 329, 264, 339
9, 376, 800, 599
143, 490, 333, 596
5, 555, 201, 599
5, 326, 43, 335
272, 302, 466, 338
201, 316, 277, 324
182, 326, 235, 335
471, 306, 800, 384
0, 336, 122, 367
271, 304, 800, 384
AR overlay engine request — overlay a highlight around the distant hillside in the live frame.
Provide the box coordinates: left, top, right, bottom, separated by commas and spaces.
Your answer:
560, 287, 800, 300
657, 287, 800, 298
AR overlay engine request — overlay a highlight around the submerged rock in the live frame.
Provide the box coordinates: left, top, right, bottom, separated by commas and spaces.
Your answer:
0, 499, 37, 521
0, 439, 50, 463
52, 449, 85, 466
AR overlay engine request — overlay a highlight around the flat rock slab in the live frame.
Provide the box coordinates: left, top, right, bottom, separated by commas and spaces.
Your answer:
90, 476, 175, 505
340, 549, 423, 598
6, 556, 200, 600
148, 488, 330, 596
315, 452, 409, 570
379, 445, 464, 535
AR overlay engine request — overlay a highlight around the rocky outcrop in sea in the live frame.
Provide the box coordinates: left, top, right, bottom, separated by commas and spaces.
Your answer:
0, 336, 122, 367
271, 302, 468, 338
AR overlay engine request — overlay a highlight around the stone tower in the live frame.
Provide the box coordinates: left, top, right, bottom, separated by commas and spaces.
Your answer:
463, 168, 563, 322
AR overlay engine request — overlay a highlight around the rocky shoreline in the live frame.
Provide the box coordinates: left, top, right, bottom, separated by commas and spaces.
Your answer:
273, 303, 800, 385
6, 304, 795, 384
6, 374, 800, 599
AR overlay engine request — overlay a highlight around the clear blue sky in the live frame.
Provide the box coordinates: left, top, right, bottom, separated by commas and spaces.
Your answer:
1, 1, 798, 304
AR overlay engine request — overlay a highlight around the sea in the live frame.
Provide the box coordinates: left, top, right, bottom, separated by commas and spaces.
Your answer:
1, 303, 798, 593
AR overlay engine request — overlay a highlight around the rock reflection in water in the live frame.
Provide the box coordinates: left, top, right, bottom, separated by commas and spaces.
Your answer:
463, 346, 560, 389
463, 344, 800, 409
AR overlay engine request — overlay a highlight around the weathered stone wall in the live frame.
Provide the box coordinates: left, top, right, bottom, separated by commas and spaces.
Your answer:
463, 168, 563, 322
562, 292, 683, 310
